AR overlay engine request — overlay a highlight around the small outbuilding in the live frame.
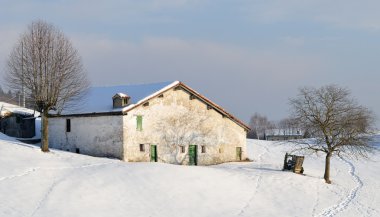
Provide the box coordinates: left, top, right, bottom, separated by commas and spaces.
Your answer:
0, 102, 39, 138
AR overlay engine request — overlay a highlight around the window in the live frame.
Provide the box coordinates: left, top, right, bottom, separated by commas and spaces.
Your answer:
143, 102, 149, 107
180, 146, 185, 153
66, 119, 71, 132
158, 94, 164, 98
140, 144, 145, 152
136, 115, 143, 131
201, 145, 206, 153
123, 98, 128, 105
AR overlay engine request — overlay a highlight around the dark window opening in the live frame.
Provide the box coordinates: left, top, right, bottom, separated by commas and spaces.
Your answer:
201, 145, 206, 153
76, 148, 80, 154
140, 144, 145, 152
207, 105, 212, 110
66, 119, 71, 132
180, 146, 185, 153
189, 95, 196, 100
158, 94, 164, 98
143, 102, 149, 107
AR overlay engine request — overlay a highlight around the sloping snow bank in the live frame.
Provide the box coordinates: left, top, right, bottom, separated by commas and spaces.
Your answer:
0, 134, 379, 217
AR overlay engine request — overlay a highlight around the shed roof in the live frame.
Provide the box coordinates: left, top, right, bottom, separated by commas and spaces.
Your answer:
0, 102, 39, 117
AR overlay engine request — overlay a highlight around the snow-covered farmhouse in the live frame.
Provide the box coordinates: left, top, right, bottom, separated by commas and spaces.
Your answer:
48, 81, 250, 165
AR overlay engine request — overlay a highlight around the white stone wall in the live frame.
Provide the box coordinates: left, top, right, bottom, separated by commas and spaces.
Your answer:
123, 88, 247, 165
49, 115, 124, 159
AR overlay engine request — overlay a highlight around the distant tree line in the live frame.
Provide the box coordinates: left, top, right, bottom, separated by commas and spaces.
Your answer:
0, 85, 37, 110
247, 113, 306, 140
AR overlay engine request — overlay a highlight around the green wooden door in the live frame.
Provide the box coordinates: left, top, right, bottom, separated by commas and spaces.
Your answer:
150, 145, 157, 162
236, 147, 242, 161
189, 145, 197, 165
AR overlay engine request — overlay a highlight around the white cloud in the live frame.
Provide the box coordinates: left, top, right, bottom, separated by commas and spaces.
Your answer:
247, 0, 380, 31
68, 35, 321, 87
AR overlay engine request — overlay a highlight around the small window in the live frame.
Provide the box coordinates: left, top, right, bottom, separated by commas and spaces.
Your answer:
180, 146, 185, 153
123, 98, 128, 105
158, 94, 164, 98
75, 148, 80, 154
143, 102, 149, 107
66, 119, 71, 132
201, 145, 206, 153
136, 115, 143, 131
140, 144, 145, 152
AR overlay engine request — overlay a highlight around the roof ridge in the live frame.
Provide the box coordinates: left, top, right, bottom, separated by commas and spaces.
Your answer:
92, 80, 178, 88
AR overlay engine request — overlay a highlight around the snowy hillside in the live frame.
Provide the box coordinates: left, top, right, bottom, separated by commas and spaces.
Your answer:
0, 134, 379, 217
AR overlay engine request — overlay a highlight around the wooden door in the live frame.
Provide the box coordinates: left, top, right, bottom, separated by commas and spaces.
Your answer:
150, 145, 157, 162
189, 145, 197, 165
236, 147, 242, 161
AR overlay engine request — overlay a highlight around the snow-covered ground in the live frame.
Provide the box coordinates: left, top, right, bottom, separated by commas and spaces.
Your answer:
0, 134, 379, 217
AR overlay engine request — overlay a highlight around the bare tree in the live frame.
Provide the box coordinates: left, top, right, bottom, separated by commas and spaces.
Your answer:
5, 20, 89, 152
248, 113, 275, 139
289, 85, 376, 184
155, 107, 212, 164
277, 117, 302, 136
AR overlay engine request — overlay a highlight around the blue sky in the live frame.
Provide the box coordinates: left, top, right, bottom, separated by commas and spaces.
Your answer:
1, 0, 379, 126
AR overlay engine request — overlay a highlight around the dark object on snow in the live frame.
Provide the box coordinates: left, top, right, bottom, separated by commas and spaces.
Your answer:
283, 153, 304, 174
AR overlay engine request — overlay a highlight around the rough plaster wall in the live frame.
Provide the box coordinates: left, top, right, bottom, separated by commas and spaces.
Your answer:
49, 115, 124, 159
123, 88, 247, 165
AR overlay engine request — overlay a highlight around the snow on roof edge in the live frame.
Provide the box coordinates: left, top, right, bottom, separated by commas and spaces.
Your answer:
122, 81, 180, 112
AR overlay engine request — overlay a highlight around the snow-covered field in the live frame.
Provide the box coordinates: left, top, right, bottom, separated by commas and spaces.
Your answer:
0, 134, 379, 217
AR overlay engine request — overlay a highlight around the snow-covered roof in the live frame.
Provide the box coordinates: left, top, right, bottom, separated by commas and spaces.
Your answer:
53, 80, 250, 131
113, 93, 130, 98
59, 81, 179, 115
0, 102, 39, 117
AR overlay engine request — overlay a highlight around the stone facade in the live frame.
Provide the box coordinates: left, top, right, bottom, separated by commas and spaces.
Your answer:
123, 87, 247, 165
49, 82, 249, 165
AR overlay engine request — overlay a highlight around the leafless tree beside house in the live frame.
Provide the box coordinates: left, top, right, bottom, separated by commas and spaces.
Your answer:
5, 20, 89, 152
289, 85, 376, 184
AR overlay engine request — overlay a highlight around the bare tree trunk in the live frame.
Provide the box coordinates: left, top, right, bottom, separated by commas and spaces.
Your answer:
41, 110, 49, 152
324, 152, 332, 184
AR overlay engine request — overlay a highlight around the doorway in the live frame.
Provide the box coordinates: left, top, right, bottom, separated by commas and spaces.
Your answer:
189, 145, 197, 165
150, 145, 157, 162
236, 147, 242, 161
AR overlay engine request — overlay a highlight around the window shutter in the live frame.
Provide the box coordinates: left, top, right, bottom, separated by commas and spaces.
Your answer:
136, 116, 143, 131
